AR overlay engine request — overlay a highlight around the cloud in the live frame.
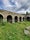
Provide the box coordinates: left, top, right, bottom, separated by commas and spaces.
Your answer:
0, 0, 30, 13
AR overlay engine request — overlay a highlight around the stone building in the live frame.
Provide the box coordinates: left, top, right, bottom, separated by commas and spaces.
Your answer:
0, 10, 30, 23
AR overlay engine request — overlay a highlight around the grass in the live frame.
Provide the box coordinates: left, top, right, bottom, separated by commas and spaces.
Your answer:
0, 21, 30, 40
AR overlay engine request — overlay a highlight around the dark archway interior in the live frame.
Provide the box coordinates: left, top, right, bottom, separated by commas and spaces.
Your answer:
19, 17, 21, 21
27, 17, 30, 21
0, 14, 3, 22
15, 16, 18, 22
7, 15, 12, 23
23, 17, 24, 21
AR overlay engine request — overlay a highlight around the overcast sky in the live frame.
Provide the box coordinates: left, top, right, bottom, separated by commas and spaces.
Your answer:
0, 0, 30, 13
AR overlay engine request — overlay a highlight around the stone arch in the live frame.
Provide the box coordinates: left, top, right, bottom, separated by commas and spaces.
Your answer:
19, 17, 21, 21
27, 17, 30, 21
23, 17, 24, 21
0, 14, 3, 22
7, 15, 12, 23
14, 16, 18, 22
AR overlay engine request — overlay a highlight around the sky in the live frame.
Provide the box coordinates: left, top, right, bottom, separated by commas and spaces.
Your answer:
0, 0, 30, 13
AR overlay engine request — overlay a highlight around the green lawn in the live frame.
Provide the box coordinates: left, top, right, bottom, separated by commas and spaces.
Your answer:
0, 21, 30, 40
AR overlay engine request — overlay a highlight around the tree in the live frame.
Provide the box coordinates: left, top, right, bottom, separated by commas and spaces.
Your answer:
26, 12, 28, 15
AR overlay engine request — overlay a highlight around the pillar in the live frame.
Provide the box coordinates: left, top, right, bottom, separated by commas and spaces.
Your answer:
12, 16, 15, 23
18, 16, 19, 22
3, 16, 7, 22
21, 17, 23, 21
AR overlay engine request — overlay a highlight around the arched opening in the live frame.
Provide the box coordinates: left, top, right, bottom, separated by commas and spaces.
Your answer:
23, 17, 24, 21
15, 16, 18, 22
27, 17, 30, 21
19, 17, 21, 21
0, 14, 3, 23
7, 15, 12, 23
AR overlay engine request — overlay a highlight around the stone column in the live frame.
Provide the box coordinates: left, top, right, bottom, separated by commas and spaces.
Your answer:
3, 18, 7, 22
21, 17, 23, 21
3, 16, 7, 22
18, 16, 19, 22
12, 16, 15, 23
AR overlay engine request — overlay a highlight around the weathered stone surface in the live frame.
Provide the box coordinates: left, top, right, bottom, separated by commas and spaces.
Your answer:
24, 26, 30, 36
0, 10, 25, 23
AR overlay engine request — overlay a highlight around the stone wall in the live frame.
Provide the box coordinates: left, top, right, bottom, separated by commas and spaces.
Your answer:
0, 10, 26, 23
